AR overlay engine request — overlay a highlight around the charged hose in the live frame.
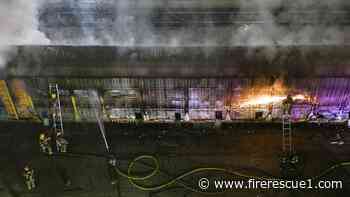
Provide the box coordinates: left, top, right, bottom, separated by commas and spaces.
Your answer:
113, 155, 350, 194
47, 152, 350, 194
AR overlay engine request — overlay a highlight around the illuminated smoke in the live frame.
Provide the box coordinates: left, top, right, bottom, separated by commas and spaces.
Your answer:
0, 0, 50, 69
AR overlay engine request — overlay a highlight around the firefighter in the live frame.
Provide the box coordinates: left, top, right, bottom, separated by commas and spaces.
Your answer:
265, 103, 273, 120
49, 92, 57, 110
23, 165, 36, 191
56, 132, 68, 153
282, 95, 294, 115
50, 92, 57, 102
108, 154, 119, 185
39, 133, 52, 155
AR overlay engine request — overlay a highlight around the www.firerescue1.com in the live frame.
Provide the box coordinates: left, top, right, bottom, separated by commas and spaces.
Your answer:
198, 178, 343, 190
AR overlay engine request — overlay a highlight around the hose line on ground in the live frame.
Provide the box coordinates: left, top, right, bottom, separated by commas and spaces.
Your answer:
113, 155, 350, 194
48, 153, 350, 194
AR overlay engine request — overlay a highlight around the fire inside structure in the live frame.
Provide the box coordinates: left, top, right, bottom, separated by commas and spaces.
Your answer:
1, 1, 350, 197
3, 46, 350, 122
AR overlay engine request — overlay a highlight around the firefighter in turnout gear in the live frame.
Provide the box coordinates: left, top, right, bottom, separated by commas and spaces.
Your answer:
50, 92, 57, 103
265, 103, 273, 120
56, 132, 68, 153
23, 165, 36, 191
39, 133, 52, 155
282, 95, 294, 115
107, 154, 119, 185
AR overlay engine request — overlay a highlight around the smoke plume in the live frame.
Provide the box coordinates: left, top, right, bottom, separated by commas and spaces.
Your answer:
233, 0, 346, 46
0, 0, 50, 69
41, 0, 348, 47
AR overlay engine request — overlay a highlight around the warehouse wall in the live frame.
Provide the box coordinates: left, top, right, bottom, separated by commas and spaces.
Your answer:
1, 77, 350, 121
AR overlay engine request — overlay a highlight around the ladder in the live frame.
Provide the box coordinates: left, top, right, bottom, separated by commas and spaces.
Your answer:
282, 114, 292, 154
49, 84, 64, 135
0, 80, 19, 120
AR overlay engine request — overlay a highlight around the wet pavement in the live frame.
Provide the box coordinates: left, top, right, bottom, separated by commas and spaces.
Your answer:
0, 121, 349, 197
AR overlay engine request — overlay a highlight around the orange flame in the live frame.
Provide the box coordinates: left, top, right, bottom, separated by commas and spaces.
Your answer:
241, 94, 307, 106
238, 78, 311, 107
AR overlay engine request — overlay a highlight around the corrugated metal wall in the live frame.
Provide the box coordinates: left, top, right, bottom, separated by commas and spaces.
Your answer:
1, 77, 349, 121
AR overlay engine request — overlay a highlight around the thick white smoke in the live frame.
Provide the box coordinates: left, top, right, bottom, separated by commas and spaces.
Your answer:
0, 0, 50, 69
49, 0, 347, 47
232, 0, 345, 46
2, 0, 347, 49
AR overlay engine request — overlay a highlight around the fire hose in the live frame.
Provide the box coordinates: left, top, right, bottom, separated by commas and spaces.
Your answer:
47, 151, 350, 194
112, 155, 350, 194
85, 89, 349, 194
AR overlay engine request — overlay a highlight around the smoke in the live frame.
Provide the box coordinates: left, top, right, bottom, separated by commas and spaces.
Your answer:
113, 0, 156, 46
42, 0, 347, 47
0, 0, 50, 69
10, 0, 346, 49
232, 0, 346, 46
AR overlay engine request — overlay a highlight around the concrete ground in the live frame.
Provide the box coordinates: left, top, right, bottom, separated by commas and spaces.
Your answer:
0, 121, 349, 197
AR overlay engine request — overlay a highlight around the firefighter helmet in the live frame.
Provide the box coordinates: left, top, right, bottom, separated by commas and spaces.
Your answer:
51, 93, 57, 99
24, 165, 29, 171
39, 134, 45, 140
